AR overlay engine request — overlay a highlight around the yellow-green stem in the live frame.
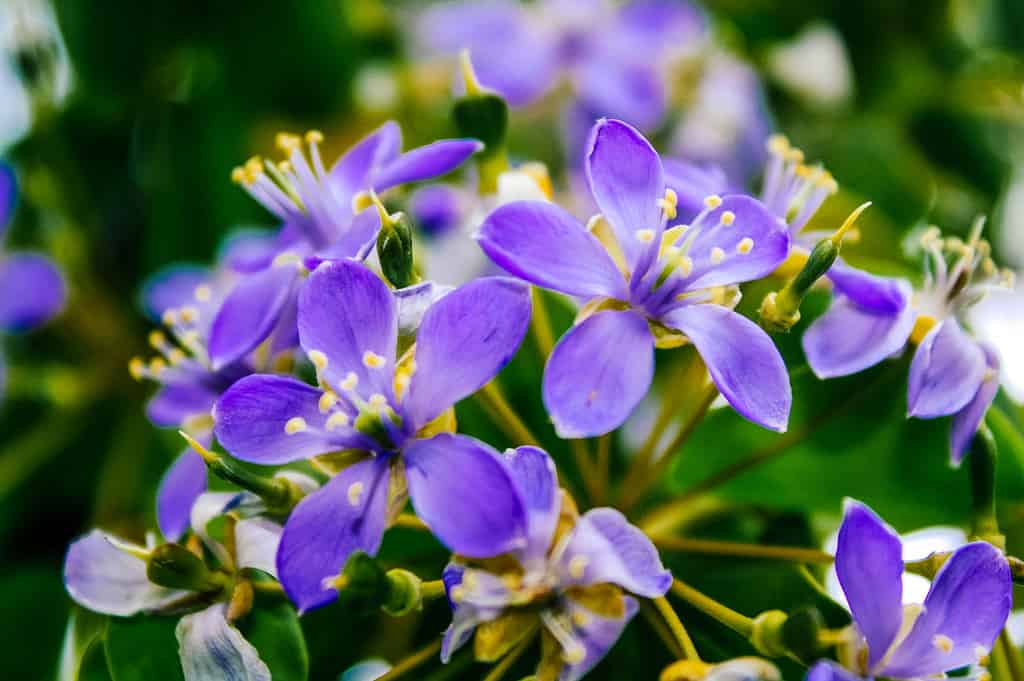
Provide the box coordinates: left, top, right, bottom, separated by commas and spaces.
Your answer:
477, 380, 540, 447
569, 438, 600, 506
594, 433, 612, 505
394, 514, 429, 531
1002, 630, 1024, 681
671, 579, 754, 637
530, 287, 556, 359
640, 600, 684, 658
653, 596, 701, 660
420, 579, 447, 601
375, 639, 443, 681
653, 536, 833, 565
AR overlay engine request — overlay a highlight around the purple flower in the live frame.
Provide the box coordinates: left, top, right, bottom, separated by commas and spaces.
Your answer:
439, 445, 670, 681
418, 0, 705, 134
62, 487, 302, 681
210, 123, 482, 369
212, 259, 532, 612
0, 161, 66, 399
802, 221, 1015, 463
478, 118, 792, 438
806, 499, 1010, 681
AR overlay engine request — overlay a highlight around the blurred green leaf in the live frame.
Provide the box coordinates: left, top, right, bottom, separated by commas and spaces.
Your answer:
105, 616, 183, 681
56, 607, 107, 681
240, 601, 309, 681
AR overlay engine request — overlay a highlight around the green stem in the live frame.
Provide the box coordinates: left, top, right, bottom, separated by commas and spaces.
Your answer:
1002, 630, 1024, 681
671, 579, 753, 638
420, 579, 447, 601
653, 536, 833, 565
594, 433, 612, 505
652, 596, 701, 660
640, 599, 684, 658
569, 438, 600, 507
530, 287, 556, 359
476, 380, 540, 447
969, 425, 1004, 549
375, 639, 443, 681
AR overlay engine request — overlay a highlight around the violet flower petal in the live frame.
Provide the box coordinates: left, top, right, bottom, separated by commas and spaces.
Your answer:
64, 530, 184, 616
313, 207, 381, 263
576, 55, 666, 132
805, 660, 864, 681
176, 603, 271, 681
298, 260, 397, 401
663, 158, 730, 223
157, 449, 208, 541
504, 446, 560, 563
208, 264, 299, 370
559, 596, 639, 681
277, 455, 392, 613
826, 260, 910, 314
835, 499, 904, 670
880, 542, 1011, 678
218, 229, 281, 274
907, 319, 986, 418
543, 310, 654, 439
803, 292, 916, 379
372, 140, 482, 193
404, 277, 530, 427
395, 280, 451, 335
140, 265, 209, 321
477, 200, 628, 299
409, 185, 463, 237
0, 253, 65, 331
145, 383, 219, 428
328, 121, 402, 203
950, 344, 1000, 465
405, 433, 527, 558
555, 508, 670, 598
662, 305, 791, 432
584, 118, 665, 274
0, 161, 15, 236
214, 375, 365, 465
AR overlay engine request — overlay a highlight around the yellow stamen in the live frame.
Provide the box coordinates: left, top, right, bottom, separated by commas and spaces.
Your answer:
363, 351, 386, 369
128, 357, 145, 380
341, 372, 359, 391
347, 481, 364, 507
636, 229, 655, 243
325, 412, 350, 431
308, 350, 328, 371
194, 285, 212, 302
710, 247, 726, 265
318, 392, 338, 413
568, 555, 589, 579
704, 195, 722, 210
284, 417, 308, 435
720, 210, 736, 226
736, 237, 754, 254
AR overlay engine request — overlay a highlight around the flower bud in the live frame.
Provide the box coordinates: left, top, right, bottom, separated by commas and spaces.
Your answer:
382, 569, 423, 617
781, 606, 824, 659
452, 50, 508, 156
749, 609, 788, 657
146, 543, 222, 592
376, 212, 416, 289
335, 551, 390, 604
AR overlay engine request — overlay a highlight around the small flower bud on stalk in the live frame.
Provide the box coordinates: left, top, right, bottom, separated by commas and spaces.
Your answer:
453, 50, 510, 194
760, 202, 871, 333
180, 431, 306, 515
146, 542, 226, 593
749, 609, 789, 657
381, 569, 423, 616
781, 606, 825, 659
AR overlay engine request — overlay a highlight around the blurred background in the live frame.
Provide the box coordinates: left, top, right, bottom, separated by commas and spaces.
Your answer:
2, 0, 1024, 678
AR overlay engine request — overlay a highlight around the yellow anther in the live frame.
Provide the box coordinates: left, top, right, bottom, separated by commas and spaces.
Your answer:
179, 306, 199, 324
820, 171, 839, 193
704, 195, 722, 210
678, 256, 693, 277
564, 645, 586, 665
231, 167, 248, 184
830, 202, 872, 246
710, 247, 726, 265
318, 391, 338, 413
149, 357, 168, 376
658, 188, 679, 220
502, 574, 522, 591
767, 134, 789, 154
976, 645, 990, 664
244, 156, 264, 180
737, 237, 754, 254
325, 412, 350, 431
284, 417, 308, 435
277, 160, 293, 174
568, 555, 589, 579
785, 147, 805, 164
394, 372, 411, 396
180, 330, 201, 348
720, 210, 736, 226
194, 285, 212, 302
796, 164, 814, 179
271, 252, 302, 268
308, 350, 328, 371
635, 229, 656, 243
179, 429, 219, 464
571, 611, 590, 627
369, 393, 388, 410
982, 258, 996, 276
932, 634, 954, 653
351, 190, 373, 214
275, 132, 302, 153
167, 348, 187, 365
463, 572, 479, 590
363, 351, 386, 369
129, 357, 145, 380
347, 481, 364, 507
341, 372, 359, 391
450, 585, 466, 603
148, 330, 167, 349
305, 130, 324, 144
162, 308, 178, 326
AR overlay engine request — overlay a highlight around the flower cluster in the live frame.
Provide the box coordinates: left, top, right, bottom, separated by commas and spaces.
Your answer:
51, 10, 1023, 681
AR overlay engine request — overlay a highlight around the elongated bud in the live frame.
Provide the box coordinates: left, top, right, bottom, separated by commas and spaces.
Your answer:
146, 543, 223, 592
781, 606, 824, 659
453, 50, 508, 156
760, 202, 871, 333
749, 610, 789, 657
180, 431, 305, 514
376, 211, 416, 289
969, 426, 1004, 550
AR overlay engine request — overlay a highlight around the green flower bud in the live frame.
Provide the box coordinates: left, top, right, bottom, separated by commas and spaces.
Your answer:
146, 543, 222, 592
781, 606, 825, 659
376, 212, 416, 289
750, 609, 789, 657
334, 551, 390, 604
452, 50, 508, 156
382, 569, 423, 617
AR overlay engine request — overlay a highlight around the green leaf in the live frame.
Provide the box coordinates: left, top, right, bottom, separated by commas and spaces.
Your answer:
56, 608, 108, 681
105, 616, 184, 681
240, 600, 309, 681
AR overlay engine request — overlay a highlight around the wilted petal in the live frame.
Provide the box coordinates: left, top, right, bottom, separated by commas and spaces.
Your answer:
663, 305, 790, 432
543, 310, 654, 438
585, 119, 665, 272
555, 508, 670, 597
208, 264, 299, 369
835, 499, 904, 670
950, 345, 1000, 465
141, 265, 209, 320
477, 200, 627, 299
803, 293, 916, 379
558, 596, 639, 681
176, 604, 271, 681
673, 195, 790, 291
277, 456, 392, 612
907, 319, 986, 418
405, 434, 527, 558
504, 446, 560, 563
298, 260, 397, 400
404, 277, 531, 427
146, 384, 219, 428
157, 449, 208, 541
214, 375, 367, 465
805, 660, 864, 681
64, 530, 183, 616
373, 139, 482, 193
235, 517, 283, 577
827, 261, 910, 314
0, 253, 65, 331
881, 542, 1011, 679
